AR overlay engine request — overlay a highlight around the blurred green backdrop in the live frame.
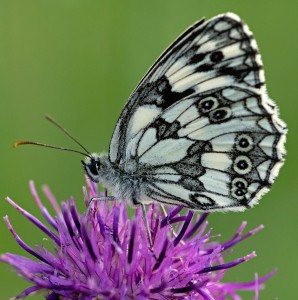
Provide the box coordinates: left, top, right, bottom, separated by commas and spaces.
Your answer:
0, 0, 297, 299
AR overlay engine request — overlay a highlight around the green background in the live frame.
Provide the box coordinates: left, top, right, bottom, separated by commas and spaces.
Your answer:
0, 0, 296, 299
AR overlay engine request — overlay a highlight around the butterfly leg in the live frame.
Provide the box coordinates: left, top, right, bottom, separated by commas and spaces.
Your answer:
139, 202, 157, 260
160, 204, 185, 245
87, 195, 116, 217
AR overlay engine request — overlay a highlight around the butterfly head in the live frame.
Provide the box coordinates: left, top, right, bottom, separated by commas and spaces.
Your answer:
82, 153, 102, 183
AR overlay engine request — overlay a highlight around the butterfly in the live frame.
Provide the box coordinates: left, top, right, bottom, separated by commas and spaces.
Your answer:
16, 13, 287, 212
79, 12, 286, 212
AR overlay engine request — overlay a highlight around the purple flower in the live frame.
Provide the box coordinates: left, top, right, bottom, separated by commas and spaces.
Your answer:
1, 179, 276, 299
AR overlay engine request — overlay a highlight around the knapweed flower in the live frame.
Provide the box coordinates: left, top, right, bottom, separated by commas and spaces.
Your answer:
1, 179, 276, 299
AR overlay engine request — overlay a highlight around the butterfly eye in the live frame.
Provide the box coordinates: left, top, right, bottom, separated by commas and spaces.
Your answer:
233, 156, 252, 175
236, 134, 254, 152
88, 161, 98, 176
199, 97, 218, 113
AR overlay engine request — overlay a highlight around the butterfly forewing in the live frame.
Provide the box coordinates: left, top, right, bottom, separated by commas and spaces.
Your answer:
109, 13, 286, 211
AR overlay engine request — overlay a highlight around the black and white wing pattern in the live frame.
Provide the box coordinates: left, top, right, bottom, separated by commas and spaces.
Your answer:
109, 13, 286, 211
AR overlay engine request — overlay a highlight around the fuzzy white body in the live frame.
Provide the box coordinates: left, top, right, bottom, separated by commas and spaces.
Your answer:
84, 153, 152, 205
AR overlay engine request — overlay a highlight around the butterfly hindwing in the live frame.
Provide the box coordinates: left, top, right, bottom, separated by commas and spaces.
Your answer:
108, 13, 286, 211
124, 87, 285, 211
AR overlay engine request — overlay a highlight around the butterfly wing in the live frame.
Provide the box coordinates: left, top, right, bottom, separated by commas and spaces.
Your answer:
124, 86, 286, 211
109, 13, 266, 164
108, 13, 286, 211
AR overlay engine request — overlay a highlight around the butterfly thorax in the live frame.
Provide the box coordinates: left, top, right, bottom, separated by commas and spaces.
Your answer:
83, 153, 144, 205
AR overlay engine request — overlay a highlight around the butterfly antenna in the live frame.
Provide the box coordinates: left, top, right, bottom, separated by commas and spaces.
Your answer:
45, 114, 91, 155
13, 141, 91, 157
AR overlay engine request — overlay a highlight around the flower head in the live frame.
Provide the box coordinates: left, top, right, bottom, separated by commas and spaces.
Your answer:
1, 179, 276, 299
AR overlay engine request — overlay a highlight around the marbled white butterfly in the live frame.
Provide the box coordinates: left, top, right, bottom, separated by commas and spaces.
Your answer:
17, 13, 287, 212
